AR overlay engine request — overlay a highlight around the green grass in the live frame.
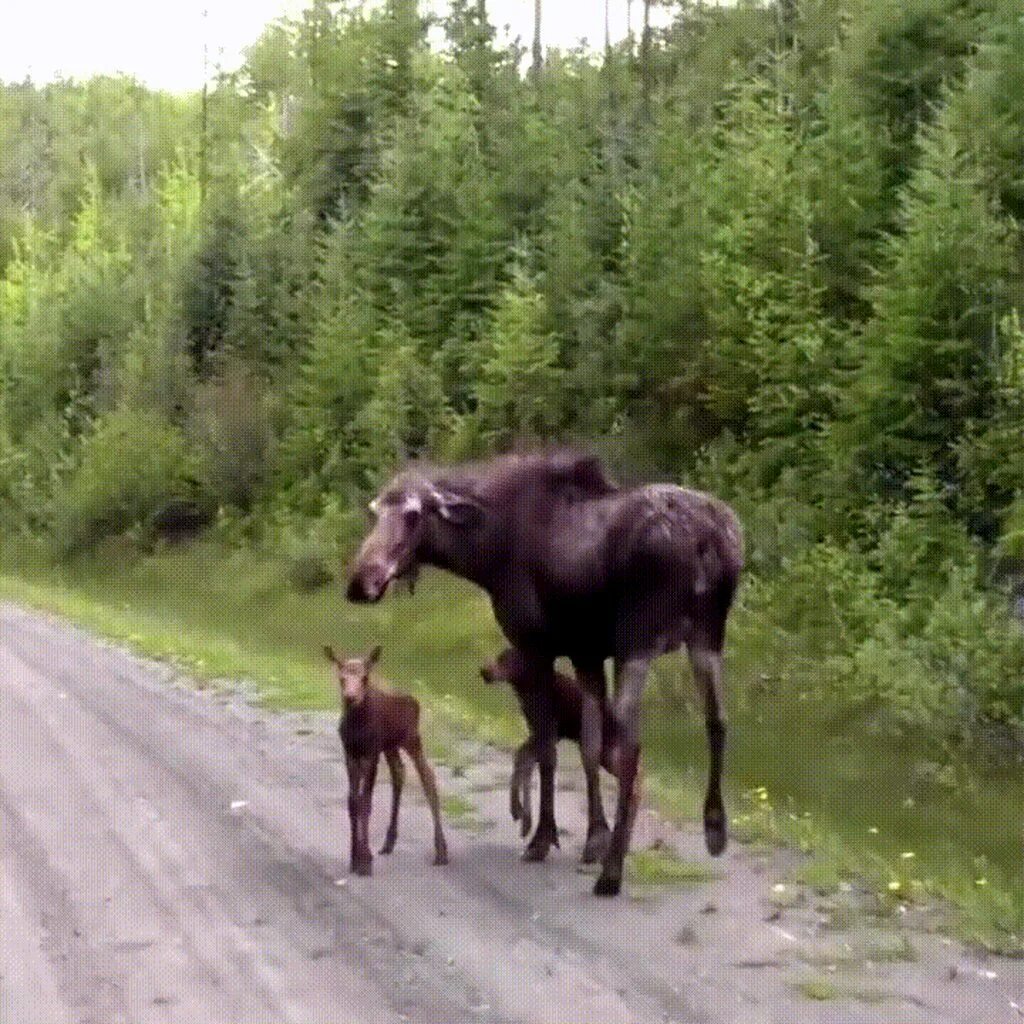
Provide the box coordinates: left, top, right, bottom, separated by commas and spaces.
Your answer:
3, 537, 1024, 952
793, 977, 840, 1001
440, 793, 493, 833
626, 844, 718, 887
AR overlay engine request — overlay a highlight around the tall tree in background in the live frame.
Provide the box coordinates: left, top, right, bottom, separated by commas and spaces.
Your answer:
531, 0, 543, 80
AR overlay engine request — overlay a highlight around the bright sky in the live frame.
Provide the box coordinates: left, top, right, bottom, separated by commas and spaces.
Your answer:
0, 1, 671, 94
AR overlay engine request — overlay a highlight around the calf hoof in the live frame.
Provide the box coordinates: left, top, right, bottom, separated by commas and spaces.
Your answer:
379, 839, 396, 855
581, 826, 611, 865
352, 858, 373, 877
433, 849, 449, 866
593, 872, 622, 897
519, 812, 533, 838
704, 806, 728, 857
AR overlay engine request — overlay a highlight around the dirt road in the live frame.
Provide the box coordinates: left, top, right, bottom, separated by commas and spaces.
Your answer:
2, 602, 1022, 1024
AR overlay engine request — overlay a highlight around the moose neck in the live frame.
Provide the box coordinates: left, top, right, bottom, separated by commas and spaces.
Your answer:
418, 514, 509, 595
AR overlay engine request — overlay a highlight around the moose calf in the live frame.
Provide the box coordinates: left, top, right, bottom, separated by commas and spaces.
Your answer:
325, 645, 448, 876
480, 647, 640, 842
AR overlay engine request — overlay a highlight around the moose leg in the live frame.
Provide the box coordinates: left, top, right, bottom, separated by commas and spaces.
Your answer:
380, 749, 405, 854
523, 700, 560, 862
345, 754, 366, 874
511, 741, 536, 838
575, 662, 610, 864
594, 656, 649, 897
689, 646, 727, 856
357, 755, 378, 875
407, 738, 449, 865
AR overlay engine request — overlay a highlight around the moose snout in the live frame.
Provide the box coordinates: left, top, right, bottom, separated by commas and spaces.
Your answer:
346, 565, 389, 603
480, 664, 495, 683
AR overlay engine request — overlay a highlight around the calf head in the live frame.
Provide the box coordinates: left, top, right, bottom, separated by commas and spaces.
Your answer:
347, 471, 483, 603
324, 644, 382, 707
480, 647, 532, 687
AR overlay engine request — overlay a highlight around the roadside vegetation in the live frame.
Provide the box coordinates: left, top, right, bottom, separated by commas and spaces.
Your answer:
3, 0, 1024, 952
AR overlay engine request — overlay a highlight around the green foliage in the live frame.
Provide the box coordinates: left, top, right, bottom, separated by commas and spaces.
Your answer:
4, 0, 1024, 755
473, 265, 564, 446
838, 121, 1015, 491
189, 363, 275, 513
53, 408, 197, 554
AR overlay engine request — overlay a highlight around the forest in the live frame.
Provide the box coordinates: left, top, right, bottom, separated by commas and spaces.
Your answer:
3, 0, 1024, 939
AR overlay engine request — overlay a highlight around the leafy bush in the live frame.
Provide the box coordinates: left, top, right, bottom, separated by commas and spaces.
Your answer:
190, 362, 275, 513
52, 408, 198, 554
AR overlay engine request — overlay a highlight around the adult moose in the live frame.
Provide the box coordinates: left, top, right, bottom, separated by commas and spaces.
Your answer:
346, 450, 743, 896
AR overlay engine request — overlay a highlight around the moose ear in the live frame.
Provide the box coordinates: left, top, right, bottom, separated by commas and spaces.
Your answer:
323, 645, 337, 663
434, 491, 485, 528
366, 645, 382, 668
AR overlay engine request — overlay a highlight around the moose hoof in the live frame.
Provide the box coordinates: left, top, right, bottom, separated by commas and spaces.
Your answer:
352, 858, 373, 877
433, 850, 449, 866
522, 842, 551, 863
519, 814, 533, 838
704, 806, 728, 857
379, 840, 396, 855
593, 873, 621, 897
581, 827, 611, 865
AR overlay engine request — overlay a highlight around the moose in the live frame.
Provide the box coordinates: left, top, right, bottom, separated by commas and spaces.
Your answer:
325, 645, 449, 876
480, 646, 640, 841
346, 450, 743, 896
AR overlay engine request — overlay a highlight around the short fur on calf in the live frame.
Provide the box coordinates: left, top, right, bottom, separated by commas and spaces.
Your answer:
325, 645, 448, 876
481, 647, 640, 843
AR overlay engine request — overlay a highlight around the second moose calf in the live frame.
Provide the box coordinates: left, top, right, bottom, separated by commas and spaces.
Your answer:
480, 647, 641, 850
326, 645, 448, 876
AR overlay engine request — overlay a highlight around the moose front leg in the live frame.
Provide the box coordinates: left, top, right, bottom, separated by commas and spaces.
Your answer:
523, 705, 560, 862
346, 754, 376, 876
574, 661, 610, 864
594, 656, 648, 896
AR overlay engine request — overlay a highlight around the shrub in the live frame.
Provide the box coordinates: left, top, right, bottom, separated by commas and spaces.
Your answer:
52, 408, 197, 554
190, 362, 275, 513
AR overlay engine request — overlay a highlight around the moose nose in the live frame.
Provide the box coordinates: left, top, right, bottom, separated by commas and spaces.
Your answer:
480, 665, 495, 683
347, 568, 385, 603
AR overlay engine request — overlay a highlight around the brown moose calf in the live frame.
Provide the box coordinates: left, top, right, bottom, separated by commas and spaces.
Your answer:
480, 647, 640, 841
325, 645, 448, 876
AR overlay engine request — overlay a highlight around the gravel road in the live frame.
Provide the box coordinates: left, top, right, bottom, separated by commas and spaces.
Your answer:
2, 601, 1021, 1024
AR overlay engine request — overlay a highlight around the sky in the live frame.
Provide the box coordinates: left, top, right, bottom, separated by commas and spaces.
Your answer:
0, 1, 672, 94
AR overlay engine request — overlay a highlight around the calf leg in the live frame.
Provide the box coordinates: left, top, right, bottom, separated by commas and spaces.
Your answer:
407, 737, 449, 866
574, 662, 610, 864
345, 754, 365, 873
346, 754, 376, 876
380, 749, 405, 854
595, 656, 649, 897
689, 646, 727, 856
511, 741, 536, 838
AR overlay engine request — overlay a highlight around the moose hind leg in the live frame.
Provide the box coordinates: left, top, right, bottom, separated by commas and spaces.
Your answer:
690, 646, 727, 856
408, 738, 449, 866
380, 749, 405, 854
575, 663, 610, 864
594, 656, 648, 897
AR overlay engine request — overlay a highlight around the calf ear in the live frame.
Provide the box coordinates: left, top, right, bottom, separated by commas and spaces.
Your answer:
367, 645, 382, 668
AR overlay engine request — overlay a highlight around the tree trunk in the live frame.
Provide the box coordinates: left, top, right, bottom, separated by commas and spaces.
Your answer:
640, 0, 652, 117
531, 0, 543, 81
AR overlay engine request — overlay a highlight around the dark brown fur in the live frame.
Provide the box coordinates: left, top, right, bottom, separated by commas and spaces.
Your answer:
325, 646, 448, 876
347, 449, 742, 895
481, 648, 640, 839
